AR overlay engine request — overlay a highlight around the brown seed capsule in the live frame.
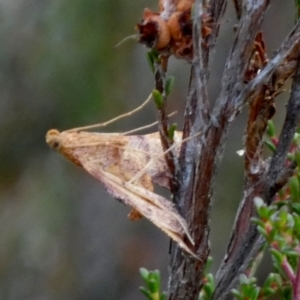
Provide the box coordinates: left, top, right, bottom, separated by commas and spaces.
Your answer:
176, 0, 194, 12
137, 8, 171, 50
167, 12, 182, 41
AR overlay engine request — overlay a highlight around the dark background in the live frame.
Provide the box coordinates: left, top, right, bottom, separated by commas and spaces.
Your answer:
0, 1, 294, 299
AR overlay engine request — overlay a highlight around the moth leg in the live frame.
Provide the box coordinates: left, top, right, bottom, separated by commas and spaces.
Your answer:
128, 208, 143, 221
67, 93, 153, 132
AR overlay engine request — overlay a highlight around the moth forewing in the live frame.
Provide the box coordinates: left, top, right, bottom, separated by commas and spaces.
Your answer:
88, 169, 197, 259
46, 129, 129, 168
124, 182, 194, 245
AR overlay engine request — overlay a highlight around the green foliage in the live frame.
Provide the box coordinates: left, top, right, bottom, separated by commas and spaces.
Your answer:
146, 50, 160, 73
199, 257, 215, 300
296, 0, 300, 21
164, 76, 175, 96
238, 122, 300, 299
139, 268, 167, 300
168, 123, 177, 142
232, 273, 282, 300
152, 89, 164, 109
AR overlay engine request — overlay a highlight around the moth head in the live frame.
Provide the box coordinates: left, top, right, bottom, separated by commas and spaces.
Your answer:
46, 129, 62, 151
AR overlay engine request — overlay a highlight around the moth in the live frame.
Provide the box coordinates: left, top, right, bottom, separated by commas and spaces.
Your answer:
46, 97, 198, 259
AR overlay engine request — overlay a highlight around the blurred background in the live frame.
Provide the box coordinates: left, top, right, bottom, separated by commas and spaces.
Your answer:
0, 0, 295, 299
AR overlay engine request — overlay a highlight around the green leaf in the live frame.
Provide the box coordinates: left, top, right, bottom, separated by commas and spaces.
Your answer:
139, 287, 152, 300
148, 278, 157, 293
231, 289, 243, 300
295, 151, 300, 167
289, 177, 300, 202
239, 274, 249, 285
284, 250, 300, 257
165, 76, 175, 96
292, 212, 300, 234
251, 217, 265, 228
264, 140, 276, 152
270, 248, 284, 264
204, 257, 213, 273
168, 123, 177, 141
146, 52, 155, 73
254, 197, 265, 209
201, 273, 215, 299
257, 225, 268, 240
261, 287, 276, 297
152, 89, 164, 109
282, 286, 292, 299
140, 268, 150, 281
291, 203, 300, 215
266, 120, 276, 137
146, 50, 160, 73
160, 293, 167, 300
248, 286, 260, 300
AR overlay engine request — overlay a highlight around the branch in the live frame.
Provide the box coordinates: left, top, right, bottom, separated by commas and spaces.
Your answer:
154, 60, 179, 192
168, 1, 269, 299
202, 0, 227, 71
213, 51, 300, 300
266, 54, 300, 200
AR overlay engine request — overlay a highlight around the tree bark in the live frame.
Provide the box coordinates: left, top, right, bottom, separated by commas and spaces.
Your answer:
167, 0, 300, 299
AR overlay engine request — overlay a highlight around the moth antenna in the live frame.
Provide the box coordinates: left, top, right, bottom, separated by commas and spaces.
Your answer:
114, 34, 139, 48
127, 131, 203, 185
67, 93, 153, 133
123, 111, 177, 135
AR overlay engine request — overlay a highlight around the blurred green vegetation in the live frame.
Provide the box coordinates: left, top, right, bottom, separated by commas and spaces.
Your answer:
0, 0, 295, 299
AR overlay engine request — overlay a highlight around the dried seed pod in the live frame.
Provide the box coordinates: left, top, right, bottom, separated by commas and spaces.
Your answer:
167, 12, 182, 41
168, 10, 193, 61
176, 0, 194, 12
137, 8, 171, 50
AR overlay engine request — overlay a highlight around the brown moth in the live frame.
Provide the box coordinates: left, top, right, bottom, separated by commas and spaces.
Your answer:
46, 127, 198, 259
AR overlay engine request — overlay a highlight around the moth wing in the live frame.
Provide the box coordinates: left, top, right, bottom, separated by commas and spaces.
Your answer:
83, 164, 198, 259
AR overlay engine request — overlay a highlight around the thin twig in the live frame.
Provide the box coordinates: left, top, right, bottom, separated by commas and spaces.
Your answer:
213, 50, 300, 300
154, 61, 179, 192
168, 1, 269, 299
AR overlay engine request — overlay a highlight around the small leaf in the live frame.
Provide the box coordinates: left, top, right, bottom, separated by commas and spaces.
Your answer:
248, 286, 260, 300
152, 89, 164, 109
165, 76, 175, 96
292, 212, 300, 233
289, 177, 300, 202
261, 287, 276, 297
284, 250, 300, 257
204, 257, 213, 273
254, 197, 265, 210
146, 50, 159, 73
231, 289, 243, 300
160, 293, 167, 300
296, 0, 300, 21
148, 278, 157, 293
168, 123, 177, 141
266, 120, 276, 137
139, 287, 152, 300
270, 248, 284, 264
291, 203, 300, 215
202, 275, 215, 298
251, 217, 265, 228
140, 268, 150, 281
264, 140, 276, 152
295, 151, 300, 167
146, 51, 155, 73
239, 274, 249, 285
